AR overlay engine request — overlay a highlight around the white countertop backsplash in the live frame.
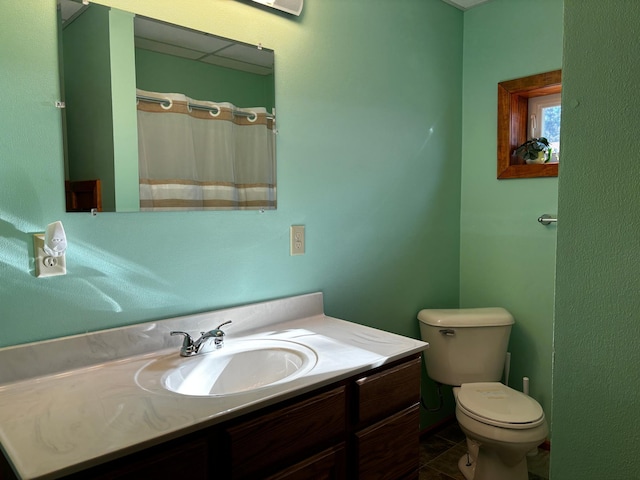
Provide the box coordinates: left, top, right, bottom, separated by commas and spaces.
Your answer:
0, 292, 427, 479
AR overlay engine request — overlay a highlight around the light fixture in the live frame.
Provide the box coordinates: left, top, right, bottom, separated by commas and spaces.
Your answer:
250, 0, 303, 16
34, 221, 67, 278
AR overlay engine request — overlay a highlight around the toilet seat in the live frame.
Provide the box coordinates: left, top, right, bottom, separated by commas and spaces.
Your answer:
456, 382, 545, 429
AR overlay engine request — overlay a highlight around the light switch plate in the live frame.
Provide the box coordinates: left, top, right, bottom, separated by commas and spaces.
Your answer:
33, 234, 66, 277
290, 225, 305, 256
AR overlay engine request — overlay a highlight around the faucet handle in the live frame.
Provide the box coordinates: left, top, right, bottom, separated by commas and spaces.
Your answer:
205, 321, 232, 338
216, 321, 232, 339
201, 321, 232, 349
216, 320, 232, 330
170, 331, 196, 356
170, 330, 192, 342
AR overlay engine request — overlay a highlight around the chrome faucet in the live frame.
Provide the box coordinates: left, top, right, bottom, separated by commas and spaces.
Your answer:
170, 321, 232, 357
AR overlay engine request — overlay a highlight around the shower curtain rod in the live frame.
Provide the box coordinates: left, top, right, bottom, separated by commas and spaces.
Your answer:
136, 94, 275, 120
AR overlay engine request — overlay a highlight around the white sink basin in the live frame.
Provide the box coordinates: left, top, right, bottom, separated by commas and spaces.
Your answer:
136, 339, 317, 397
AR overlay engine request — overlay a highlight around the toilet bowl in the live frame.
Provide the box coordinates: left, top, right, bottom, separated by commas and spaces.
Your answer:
453, 382, 548, 480
417, 308, 549, 480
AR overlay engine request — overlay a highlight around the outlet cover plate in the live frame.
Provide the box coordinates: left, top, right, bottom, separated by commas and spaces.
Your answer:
33, 234, 66, 278
290, 225, 305, 256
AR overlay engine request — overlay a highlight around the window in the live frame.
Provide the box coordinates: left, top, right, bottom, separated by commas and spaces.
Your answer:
528, 93, 561, 163
497, 70, 561, 179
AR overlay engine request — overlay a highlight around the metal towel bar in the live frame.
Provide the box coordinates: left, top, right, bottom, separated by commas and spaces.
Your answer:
538, 214, 557, 225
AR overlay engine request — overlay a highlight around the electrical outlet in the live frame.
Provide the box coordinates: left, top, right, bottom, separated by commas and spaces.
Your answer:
290, 225, 305, 256
33, 234, 66, 278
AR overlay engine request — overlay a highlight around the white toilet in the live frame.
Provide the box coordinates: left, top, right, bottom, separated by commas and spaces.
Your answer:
418, 308, 548, 480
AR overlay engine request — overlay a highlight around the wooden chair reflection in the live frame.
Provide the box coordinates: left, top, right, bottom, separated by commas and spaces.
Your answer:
65, 179, 102, 212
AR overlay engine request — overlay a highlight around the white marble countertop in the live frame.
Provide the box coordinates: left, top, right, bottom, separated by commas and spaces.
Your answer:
0, 293, 427, 479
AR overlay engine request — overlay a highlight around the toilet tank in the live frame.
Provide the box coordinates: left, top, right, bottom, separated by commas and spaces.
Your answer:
417, 308, 514, 386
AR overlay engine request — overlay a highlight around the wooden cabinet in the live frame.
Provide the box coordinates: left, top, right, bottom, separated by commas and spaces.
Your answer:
265, 444, 346, 480
355, 356, 421, 427
225, 387, 347, 479
355, 405, 420, 480
63, 433, 210, 480
353, 356, 422, 480
218, 355, 421, 480
0, 354, 421, 480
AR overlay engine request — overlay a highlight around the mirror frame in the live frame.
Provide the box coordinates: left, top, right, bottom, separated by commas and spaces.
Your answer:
59, 1, 276, 212
497, 70, 562, 179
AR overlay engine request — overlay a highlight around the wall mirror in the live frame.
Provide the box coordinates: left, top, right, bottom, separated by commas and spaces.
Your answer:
497, 70, 561, 179
58, 0, 276, 212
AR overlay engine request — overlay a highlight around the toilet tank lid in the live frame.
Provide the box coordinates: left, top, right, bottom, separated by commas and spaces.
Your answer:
417, 307, 514, 327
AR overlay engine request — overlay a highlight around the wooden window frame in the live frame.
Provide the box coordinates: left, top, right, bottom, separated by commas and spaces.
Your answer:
497, 70, 562, 179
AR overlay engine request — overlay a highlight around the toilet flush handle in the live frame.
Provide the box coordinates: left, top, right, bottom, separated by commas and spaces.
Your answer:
439, 328, 455, 336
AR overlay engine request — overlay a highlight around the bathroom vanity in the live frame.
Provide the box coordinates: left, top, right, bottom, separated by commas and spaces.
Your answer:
0, 293, 427, 479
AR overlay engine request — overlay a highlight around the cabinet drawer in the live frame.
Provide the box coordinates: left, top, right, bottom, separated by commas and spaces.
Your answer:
355, 355, 421, 426
265, 443, 346, 480
354, 404, 420, 480
65, 434, 209, 480
227, 386, 346, 478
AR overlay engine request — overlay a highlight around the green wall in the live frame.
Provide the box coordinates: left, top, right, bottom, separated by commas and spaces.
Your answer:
62, 4, 117, 210
551, 0, 640, 477
62, 5, 139, 212
0, 0, 462, 429
109, 7, 139, 212
6, 1, 637, 473
460, 0, 563, 419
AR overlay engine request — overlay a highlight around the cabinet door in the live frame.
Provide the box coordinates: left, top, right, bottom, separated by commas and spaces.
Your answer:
355, 355, 421, 427
354, 404, 420, 480
265, 444, 346, 480
65, 435, 209, 480
227, 386, 346, 479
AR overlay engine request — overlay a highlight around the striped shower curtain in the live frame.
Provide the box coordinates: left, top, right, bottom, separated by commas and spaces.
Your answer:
136, 89, 276, 211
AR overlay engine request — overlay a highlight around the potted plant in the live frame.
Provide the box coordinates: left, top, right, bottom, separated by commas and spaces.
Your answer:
514, 137, 551, 164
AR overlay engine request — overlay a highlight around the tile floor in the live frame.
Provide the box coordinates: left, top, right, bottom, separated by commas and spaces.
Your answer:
418, 421, 550, 480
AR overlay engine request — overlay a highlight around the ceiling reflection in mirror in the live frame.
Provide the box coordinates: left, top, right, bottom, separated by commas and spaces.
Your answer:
58, 0, 276, 212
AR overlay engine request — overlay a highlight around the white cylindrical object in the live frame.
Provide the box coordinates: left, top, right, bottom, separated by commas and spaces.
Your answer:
504, 352, 511, 386
522, 376, 538, 457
